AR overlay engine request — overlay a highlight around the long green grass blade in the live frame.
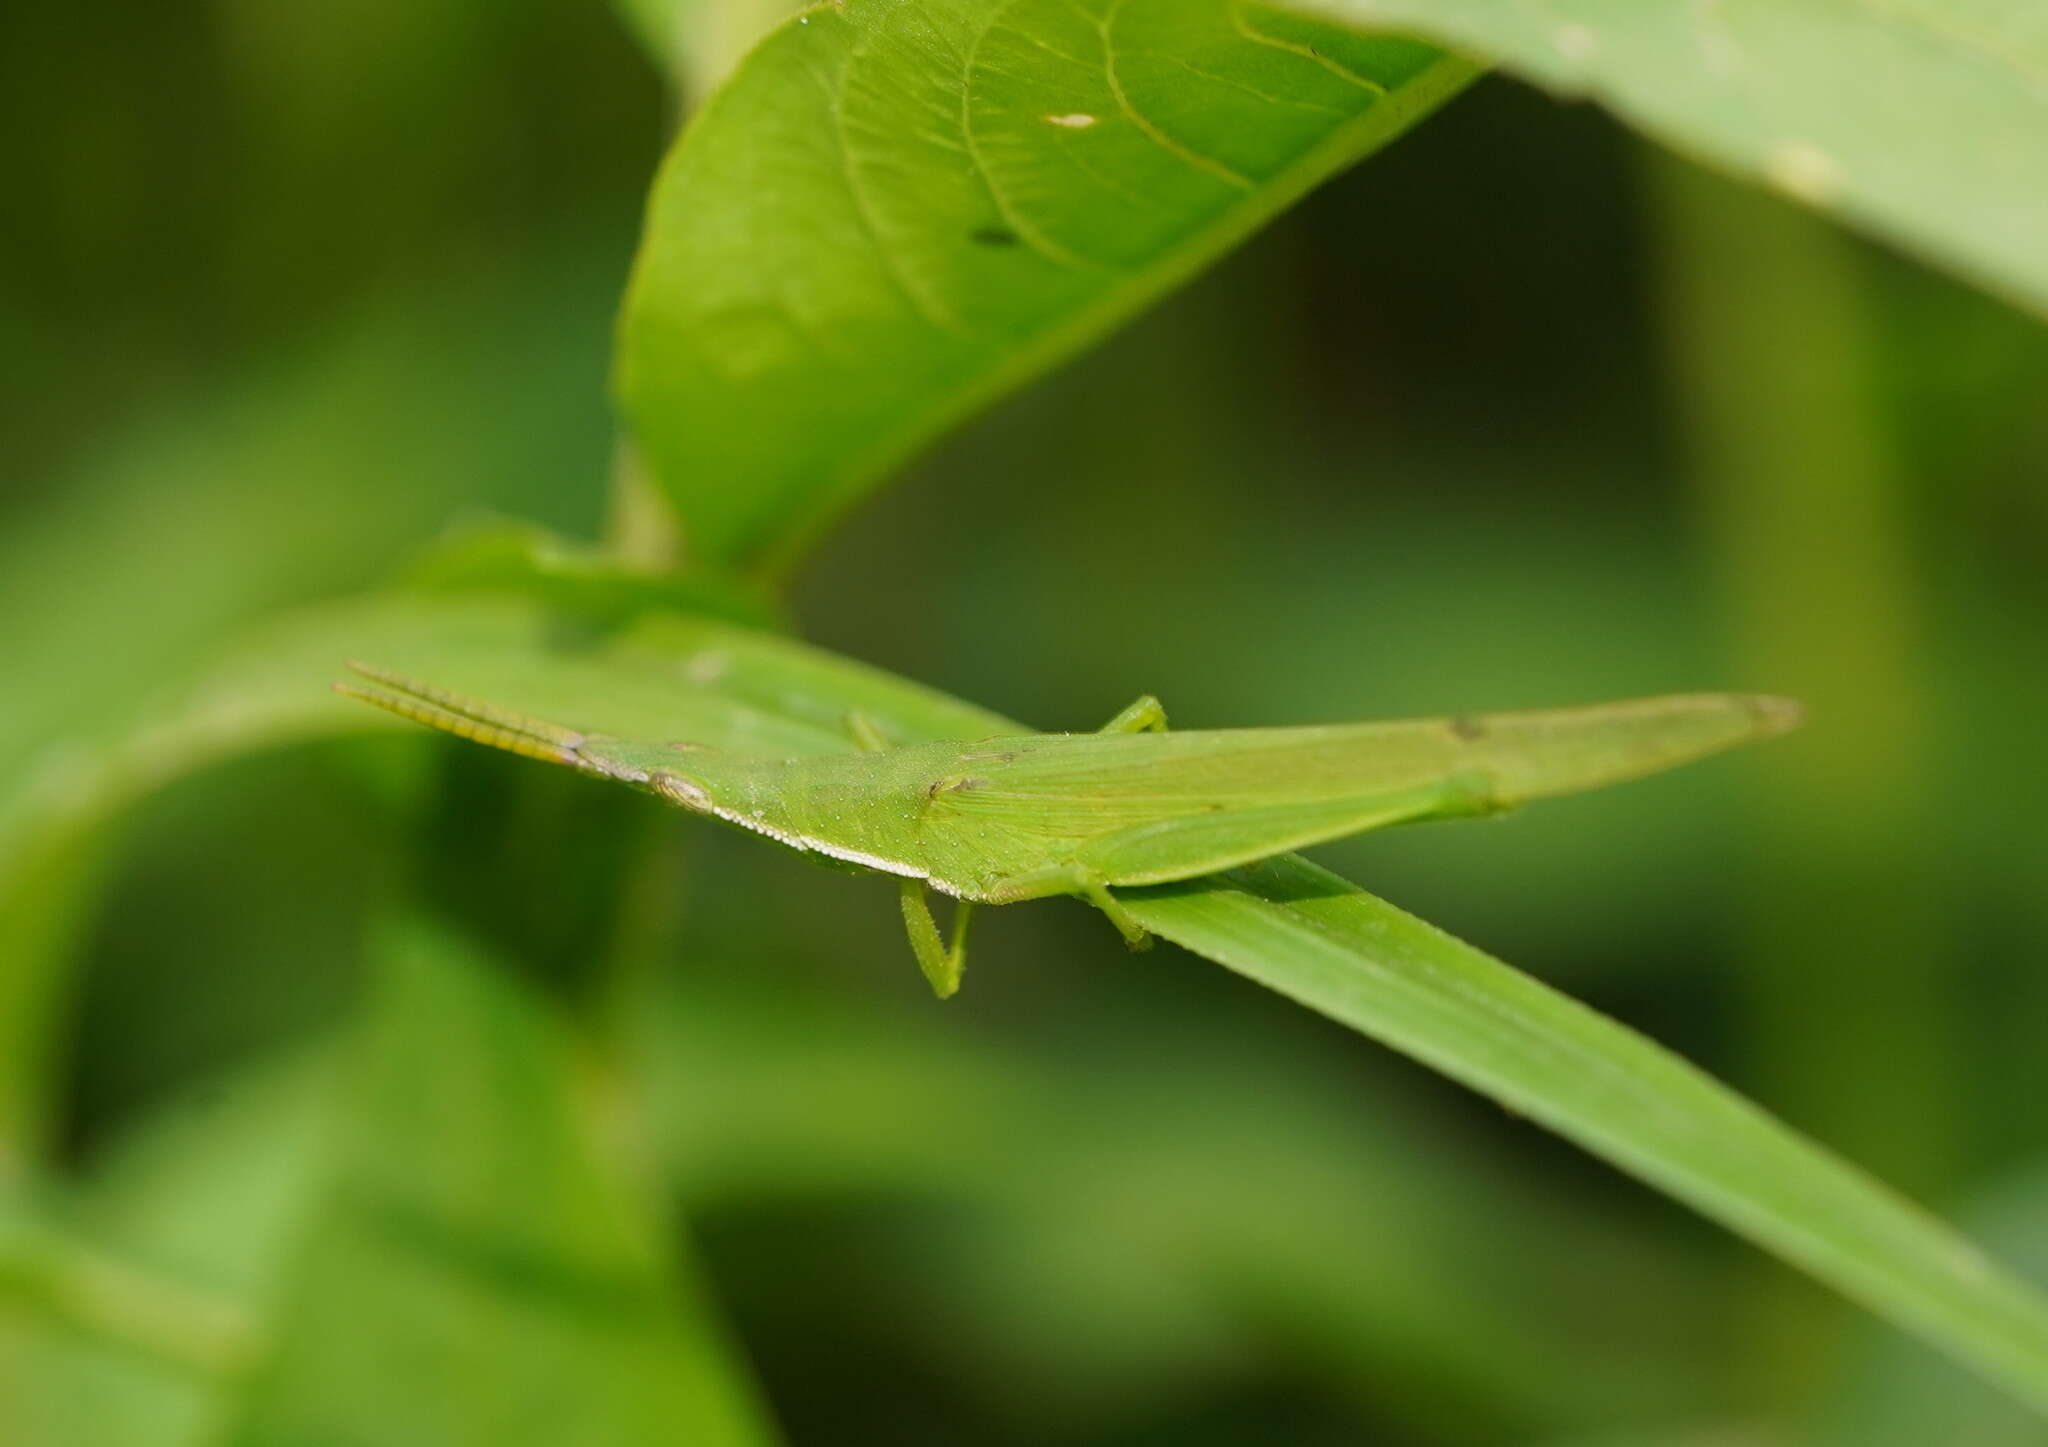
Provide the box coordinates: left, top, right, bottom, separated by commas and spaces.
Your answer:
1122, 855, 2048, 1415
1824, 1160, 2048, 1444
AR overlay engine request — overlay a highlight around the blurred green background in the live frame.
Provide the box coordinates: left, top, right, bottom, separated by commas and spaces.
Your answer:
6, 0, 2048, 1442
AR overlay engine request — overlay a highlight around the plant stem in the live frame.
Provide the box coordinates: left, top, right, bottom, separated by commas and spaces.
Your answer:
1649, 152, 1957, 1398
0, 821, 107, 1180
603, 441, 685, 573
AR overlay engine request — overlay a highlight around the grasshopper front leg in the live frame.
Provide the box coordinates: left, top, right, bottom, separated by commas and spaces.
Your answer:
849, 709, 978, 998
1098, 694, 1168, 734
900, 880, 973, 999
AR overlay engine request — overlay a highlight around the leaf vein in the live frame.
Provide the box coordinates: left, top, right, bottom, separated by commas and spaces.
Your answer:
1228, 3, 1392, 96
828, 45, 979, 338
1119, 49, 1357, 114
1098, 0, 1257, 189
962, 4, 1117, 273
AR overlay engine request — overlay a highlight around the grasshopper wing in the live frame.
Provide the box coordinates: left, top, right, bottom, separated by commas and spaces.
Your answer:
1069, 776, 1493, 887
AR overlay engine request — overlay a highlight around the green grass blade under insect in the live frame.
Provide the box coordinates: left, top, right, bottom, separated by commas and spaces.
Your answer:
1123, 855, 2048, 1415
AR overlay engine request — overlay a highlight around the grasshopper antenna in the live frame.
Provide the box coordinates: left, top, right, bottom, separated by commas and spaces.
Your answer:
335, 662, 587, 768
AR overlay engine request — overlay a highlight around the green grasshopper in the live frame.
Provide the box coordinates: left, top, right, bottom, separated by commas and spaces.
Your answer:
336, 663, 1799, 998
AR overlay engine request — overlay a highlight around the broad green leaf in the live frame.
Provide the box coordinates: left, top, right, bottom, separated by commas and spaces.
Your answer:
220, 916, 775, 1446
617, 0, 1478, 573
1278, 0, 2048, 318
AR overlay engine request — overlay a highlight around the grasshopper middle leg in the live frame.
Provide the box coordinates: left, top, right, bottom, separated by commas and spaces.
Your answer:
985, 862, 1151, 952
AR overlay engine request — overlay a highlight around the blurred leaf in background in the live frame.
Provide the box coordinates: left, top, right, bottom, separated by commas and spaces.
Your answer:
220, 916, 773, 1446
